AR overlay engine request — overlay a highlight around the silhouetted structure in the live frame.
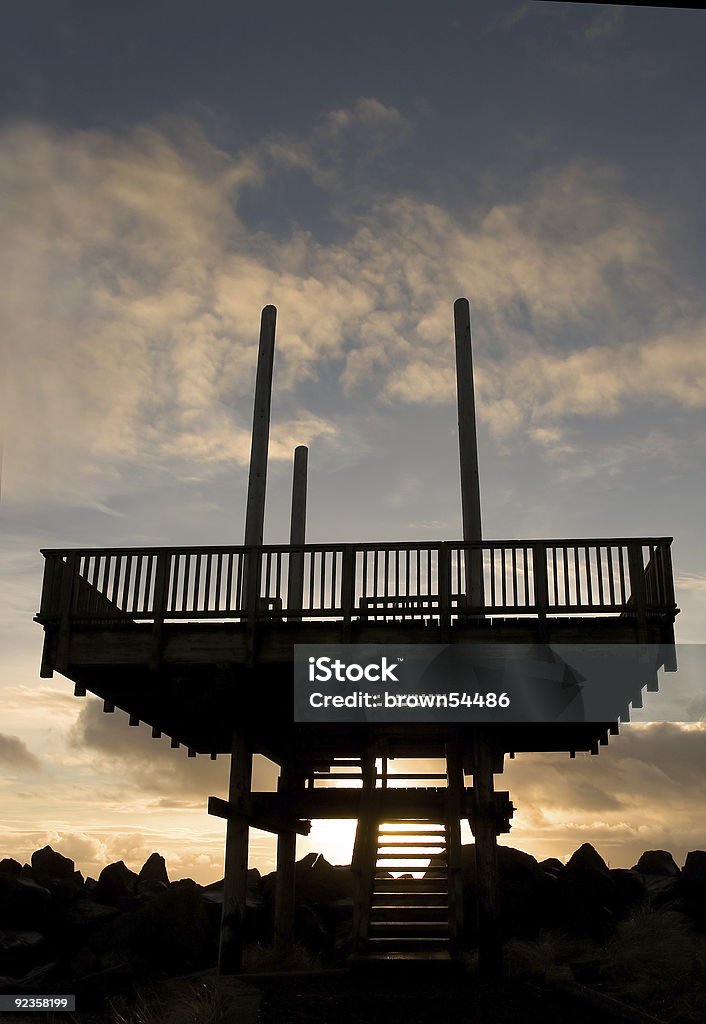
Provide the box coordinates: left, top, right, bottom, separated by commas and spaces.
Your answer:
35, 300, 678, 976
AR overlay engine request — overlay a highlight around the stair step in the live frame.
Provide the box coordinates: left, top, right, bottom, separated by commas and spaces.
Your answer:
372, 893, 448, 906
369, 920, 448, 934
375, 876, 446, 884
370, 906, 448, 922
377, 852, 447, 860
367, 937, 449, 951
379, 828, 447, 834
375, 871, 448, 880
377, 841, 447, 848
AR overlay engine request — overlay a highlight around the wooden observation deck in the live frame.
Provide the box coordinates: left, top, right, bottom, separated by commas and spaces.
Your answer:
34, 300, 679, 974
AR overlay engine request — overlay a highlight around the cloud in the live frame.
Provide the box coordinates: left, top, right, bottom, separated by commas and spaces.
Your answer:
69, 697, 278, 800
504, 723, 706, 865
0, 732, 41, 772
1, 108, 703, 514
583, 8, 624, 44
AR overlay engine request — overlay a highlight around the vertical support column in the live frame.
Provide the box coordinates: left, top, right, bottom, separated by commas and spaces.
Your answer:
244, 305, 277, 629
287, 445, 308, 619
351, 742, 378, 953
219, 731, 253, 975
471, 732, 503, 978
454, 297, 484, 610
274, 762, 303, 954
445, 737, 466, 952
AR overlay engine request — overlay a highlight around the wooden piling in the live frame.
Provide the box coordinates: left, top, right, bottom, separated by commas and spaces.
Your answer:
243, 305, 277, 631
274, 763, 302, 954
472, 733, 503, 977
454, 297, 484, 608
287, 445, 308, 618
219, 730, 252, 975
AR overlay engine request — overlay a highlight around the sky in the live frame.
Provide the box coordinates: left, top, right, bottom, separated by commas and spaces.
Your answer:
1, 1, 705, 884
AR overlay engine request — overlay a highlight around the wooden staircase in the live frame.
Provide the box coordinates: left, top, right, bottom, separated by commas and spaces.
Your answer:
367, 819, 450, 955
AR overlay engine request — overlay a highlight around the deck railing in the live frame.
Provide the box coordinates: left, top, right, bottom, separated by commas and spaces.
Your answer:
37, 538, 676, 627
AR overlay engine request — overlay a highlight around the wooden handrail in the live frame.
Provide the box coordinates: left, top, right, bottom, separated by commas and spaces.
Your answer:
35, 537, 677, 625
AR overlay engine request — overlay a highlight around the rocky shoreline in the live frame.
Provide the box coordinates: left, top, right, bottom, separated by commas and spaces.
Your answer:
1, 842, 704, 1001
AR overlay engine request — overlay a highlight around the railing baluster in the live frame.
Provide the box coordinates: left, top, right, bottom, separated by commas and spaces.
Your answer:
193, 554, 202, 612
215, 553, 223, 613
584, 546, 593, 606
234, 552, 243, 613
597, 546, 605, 607
130, 555, 140, 615
182, 554, 191, 612
551, 546, 558, 607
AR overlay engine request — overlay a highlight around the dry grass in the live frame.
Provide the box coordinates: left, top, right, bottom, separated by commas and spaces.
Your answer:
241, 940, 323, 974
464, 912, 706, 1024
597, 910, 706, 1023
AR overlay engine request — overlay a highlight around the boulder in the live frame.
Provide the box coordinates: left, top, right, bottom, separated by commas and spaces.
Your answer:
262, 854, 353, 905
539, 857, 564, 877
0, 858, 23, 877
0, 874, 53, 929
680, 851, 706, 926
682, 850, 706, 885
95, 861, 138, 907
565, 843, 610, 877
31, 846, 75, 881
138, 852, 169, 886
555, 844, 618, 939
137, 883, 214, 970
610, 869, 647, 915
633, 850, 680, 877
0, 930, 46, 976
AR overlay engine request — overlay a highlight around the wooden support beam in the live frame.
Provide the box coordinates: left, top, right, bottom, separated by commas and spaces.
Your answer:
351, 742, 378, 953
208, 795, 312, 836
219, 730, 252, 975
471, 733, 503, 978
274, 764, 305, 954
446, 736, 466, 952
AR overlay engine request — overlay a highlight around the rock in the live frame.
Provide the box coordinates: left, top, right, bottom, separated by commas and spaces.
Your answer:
682, 851, 706, 885
64, 899, 120, 933
555, 844, 618, 939
138, 852, 169, 886
633, 850, 680, 877
539, 857, 564, 876
0, 930, 46, 975
31, 846, 75, 881
565, 843, 610, 877
0, 858, 23, 877
680, 851, 706, 927
95, 861, 138, 907
0, 874, 53, 929
610, 869, 647, 914
138, 883, 214, 970
0, 960, 60, 994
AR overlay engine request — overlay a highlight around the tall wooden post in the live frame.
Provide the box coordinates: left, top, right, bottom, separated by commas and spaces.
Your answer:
472, 733, 503, 977
244, 304, 277, 549
244, 305, 277, 622
274, 763, 302, 954
287, 445, 308, 618
454, 297, 484, 609
219, 730, 253, 974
